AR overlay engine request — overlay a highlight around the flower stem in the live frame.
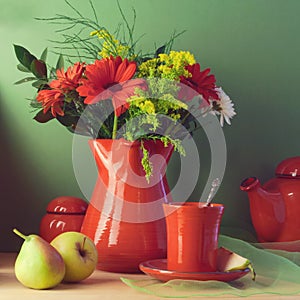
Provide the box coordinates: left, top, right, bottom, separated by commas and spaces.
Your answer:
112, 113, 118, 139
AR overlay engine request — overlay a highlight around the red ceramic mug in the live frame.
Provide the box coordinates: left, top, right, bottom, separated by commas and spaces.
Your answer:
163, 202, 224, 273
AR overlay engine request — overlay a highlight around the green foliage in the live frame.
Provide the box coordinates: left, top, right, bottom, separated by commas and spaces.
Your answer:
14, 45, 37, 70
14, 45, 47, 81
56, 54, 64, 70
140, 141, 153, 183
30, 59, 47, 79
14, 77, 37, 85
161, 136, 186, 156
17, 64, 31, 73
40, 48, 48, 61
34, 110, 54, 123
122, 77, 190, 177
139, 135, 186, 182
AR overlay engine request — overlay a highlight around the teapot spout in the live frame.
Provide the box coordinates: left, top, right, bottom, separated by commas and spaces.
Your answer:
240, 177, 284, 242
240, 177, 260, 192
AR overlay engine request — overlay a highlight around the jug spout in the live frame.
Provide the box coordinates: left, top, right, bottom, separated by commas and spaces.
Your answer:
240, 177, 284, 242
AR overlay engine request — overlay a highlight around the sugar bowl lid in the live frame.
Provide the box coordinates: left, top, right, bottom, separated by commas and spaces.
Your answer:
46, 196, 88, 214
275, 156, 300, 178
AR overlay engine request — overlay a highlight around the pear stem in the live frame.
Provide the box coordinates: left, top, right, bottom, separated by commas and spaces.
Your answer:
13, 228, 28, 241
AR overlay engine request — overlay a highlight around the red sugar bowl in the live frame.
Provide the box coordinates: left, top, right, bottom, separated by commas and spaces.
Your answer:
39, 196, 88, 242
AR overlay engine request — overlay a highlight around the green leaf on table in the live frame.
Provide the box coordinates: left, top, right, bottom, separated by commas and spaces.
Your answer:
14, 44, 37, 69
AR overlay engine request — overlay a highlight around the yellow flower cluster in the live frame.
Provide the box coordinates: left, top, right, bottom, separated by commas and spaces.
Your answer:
90, 29, 130, 58
128, 92, 187, 122
138, 51, 196, 80
159, 51, 196, 79
156, 93, 187, 120
138, 58, 161, 78
129, 97, 156, 114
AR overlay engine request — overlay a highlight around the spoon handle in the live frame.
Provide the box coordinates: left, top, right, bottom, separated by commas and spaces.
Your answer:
205, 178, 221, 206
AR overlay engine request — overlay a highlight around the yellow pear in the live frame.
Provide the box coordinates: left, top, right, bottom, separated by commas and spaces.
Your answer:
13, 228, 65, 289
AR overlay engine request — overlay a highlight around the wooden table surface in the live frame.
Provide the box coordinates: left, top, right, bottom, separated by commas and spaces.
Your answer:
0, 253, 299, 300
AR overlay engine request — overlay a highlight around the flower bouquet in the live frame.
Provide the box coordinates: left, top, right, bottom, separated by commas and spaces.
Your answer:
14, 0, 235, 180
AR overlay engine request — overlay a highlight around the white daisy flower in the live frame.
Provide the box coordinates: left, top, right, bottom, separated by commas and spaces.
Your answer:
211, 87, 236, 127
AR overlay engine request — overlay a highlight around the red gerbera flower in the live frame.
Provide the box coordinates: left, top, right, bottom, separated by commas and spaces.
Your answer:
77, 56, 141, 117
36, 89, 65, 117
179, 63, 219, 104
50, 62, 85, 91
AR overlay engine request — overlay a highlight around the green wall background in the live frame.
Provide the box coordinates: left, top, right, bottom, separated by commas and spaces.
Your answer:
1, 0, 300, 251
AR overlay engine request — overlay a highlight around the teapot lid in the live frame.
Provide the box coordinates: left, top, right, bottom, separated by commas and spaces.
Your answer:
46, 196, 88, 214
275, 157, 300, 178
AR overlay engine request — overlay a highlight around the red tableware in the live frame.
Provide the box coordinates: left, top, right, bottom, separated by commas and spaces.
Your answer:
139, 259, 250, 282
39, 196, 88, 242
163, 202, 224, 273
241, 156, 300, 243
80, 138, 174, 273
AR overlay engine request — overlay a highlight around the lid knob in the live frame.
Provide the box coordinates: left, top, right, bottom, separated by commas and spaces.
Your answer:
46, 196, 88, 214
275, 157, 300, 178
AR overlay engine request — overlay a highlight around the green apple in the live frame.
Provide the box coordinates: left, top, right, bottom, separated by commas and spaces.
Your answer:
50, 231, 98, 282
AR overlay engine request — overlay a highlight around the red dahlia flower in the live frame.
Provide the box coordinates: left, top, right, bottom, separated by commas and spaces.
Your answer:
77, 56, 142, 117
50, 62, 85, 91
36, 62, 85, 118
180, 63, 219, 104
36, 89, 65, 117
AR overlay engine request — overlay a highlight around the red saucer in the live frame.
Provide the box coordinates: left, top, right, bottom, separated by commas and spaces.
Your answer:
139, 259, 250, 282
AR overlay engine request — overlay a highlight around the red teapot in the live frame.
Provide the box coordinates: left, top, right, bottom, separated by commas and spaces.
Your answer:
240, 157, 300, 243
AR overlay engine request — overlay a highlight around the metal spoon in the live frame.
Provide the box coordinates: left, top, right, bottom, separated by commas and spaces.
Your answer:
204, 178, 221, 206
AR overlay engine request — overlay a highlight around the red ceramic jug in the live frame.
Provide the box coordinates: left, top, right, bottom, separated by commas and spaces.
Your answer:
80, 138, 174, 273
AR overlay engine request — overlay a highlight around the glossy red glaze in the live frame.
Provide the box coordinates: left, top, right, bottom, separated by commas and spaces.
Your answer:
139, 259, 249, 282
39, 196, 88, 242
80, 139, 174, 273
163, 202, 224, 273
241, 156, 300, 243
46, 196, 88, 214
275, 156, 300, 177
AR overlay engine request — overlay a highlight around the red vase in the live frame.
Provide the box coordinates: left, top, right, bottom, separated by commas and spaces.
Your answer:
80, 138, 174, 273
163, 202, 224, 272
